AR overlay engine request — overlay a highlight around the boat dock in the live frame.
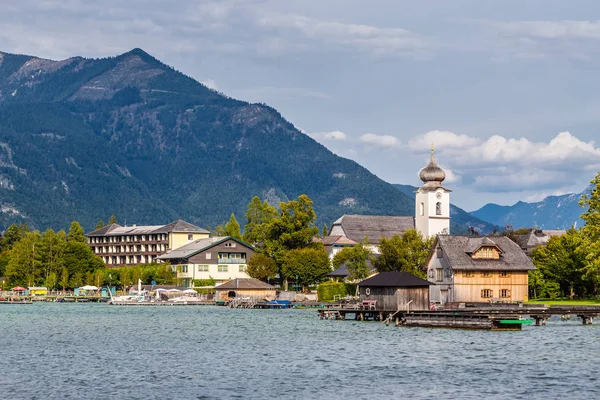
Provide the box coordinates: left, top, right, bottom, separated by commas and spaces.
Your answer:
318, 304, 600, 330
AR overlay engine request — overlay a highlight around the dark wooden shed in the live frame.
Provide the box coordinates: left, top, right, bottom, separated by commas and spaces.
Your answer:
358, 272, 432, 312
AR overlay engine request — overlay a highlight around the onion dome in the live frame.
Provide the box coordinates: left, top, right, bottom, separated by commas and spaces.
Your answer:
419, 147, 446, 187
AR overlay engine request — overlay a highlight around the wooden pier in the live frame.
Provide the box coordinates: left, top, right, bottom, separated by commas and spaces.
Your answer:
318, 304, 600, 330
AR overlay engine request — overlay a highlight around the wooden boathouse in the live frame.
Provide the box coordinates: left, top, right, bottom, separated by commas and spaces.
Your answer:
358, 271, 432, 312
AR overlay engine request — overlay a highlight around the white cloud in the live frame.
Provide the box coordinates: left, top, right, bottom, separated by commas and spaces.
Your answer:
359, 133, 401, 148
488, 20, 600, 40
201, 79, 218, 91
409, 130, 600, 192
309, 130, 347, 141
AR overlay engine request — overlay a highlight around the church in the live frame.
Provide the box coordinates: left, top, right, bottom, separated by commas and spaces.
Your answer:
325, 148, 535, 304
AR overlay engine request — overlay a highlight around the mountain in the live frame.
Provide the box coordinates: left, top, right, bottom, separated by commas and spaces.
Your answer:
470, 188, 591, 230
0, 48, 414, 231
392, 184, 495, 234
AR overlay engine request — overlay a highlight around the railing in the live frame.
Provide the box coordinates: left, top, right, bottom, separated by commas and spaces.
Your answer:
217, 258, 247, 264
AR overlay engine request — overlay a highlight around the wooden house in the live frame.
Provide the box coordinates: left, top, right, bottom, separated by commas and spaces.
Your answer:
426, 236, 535, 304
358, 272, 432, 312
215, 278, 276, 301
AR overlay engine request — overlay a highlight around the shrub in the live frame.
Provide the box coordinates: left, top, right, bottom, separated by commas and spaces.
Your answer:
317, 281, 347, 301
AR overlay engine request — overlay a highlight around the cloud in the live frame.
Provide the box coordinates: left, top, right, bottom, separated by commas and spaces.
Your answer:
201, 79, 218, 91
409, 130, 600, 192
309, 130, 347, 141
486, 20, 600, 40
359, 133, 401, 148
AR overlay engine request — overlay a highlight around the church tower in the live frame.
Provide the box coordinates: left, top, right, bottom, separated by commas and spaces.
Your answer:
415, 147, 451, 238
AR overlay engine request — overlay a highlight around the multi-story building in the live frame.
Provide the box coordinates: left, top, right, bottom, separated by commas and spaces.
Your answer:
86, 220, 210, 267
156, 236, 255, 287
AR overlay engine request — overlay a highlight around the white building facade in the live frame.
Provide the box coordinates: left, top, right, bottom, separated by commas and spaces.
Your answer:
415, 148, 451, 238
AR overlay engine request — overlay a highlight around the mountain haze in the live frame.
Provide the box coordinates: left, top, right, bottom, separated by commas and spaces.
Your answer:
470, 187, 590, 230
0, 49, 415, 231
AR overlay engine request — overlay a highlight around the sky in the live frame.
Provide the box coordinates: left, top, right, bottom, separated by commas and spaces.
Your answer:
2, 0, 600, 211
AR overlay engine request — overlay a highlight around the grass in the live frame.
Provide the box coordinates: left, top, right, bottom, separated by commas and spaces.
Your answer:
526, 298, 600, 306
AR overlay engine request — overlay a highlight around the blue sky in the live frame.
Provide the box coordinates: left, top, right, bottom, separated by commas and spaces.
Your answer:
2, 0, 600, 211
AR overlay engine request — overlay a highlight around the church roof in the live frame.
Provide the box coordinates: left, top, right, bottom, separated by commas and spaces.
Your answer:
419, 149, 446, 189
330, 214, 415, 244
432, 235, 535, 271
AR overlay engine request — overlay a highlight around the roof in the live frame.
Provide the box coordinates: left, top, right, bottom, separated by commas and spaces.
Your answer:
358, 272, 432, 287
156, 236, 254, 260
317, 235, 358, 246
465, 236, 503, 254
434, 235, 536, 271
514, 229, 566, 250
327, 259, 376, 278
86, 219, 209, 237
215, 278, 275, 290
330, 214, 415, 244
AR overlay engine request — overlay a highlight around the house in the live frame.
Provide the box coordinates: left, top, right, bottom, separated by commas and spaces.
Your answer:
514, 229, 566, 255
215, 278, 276, 301
357, 271, 432, 312
426, 236, 535, 304
314, 235, 357, 260
322, 148, 452, 253
156, 236, 255, 287
86, 219, 210, 267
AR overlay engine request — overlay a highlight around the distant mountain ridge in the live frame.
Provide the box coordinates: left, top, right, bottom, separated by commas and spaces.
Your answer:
0, 48, 416, 231
470, 187, 590, 230
392, 184, 495, 234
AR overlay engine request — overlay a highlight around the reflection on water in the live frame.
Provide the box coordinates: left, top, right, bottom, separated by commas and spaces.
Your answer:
0, 304, 599, 399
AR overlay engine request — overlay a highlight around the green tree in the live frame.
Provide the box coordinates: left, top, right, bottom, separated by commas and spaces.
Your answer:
246, 253, 278, 282
5, 231, 42, 286
95, 219, 105, 230
63, 241, 104, 279
213, 225, 227, 236
243, 196, 278, 245
1, 224, 22, 251
39, 229, 67, 286
67, 221, 86, 244
224, 213, 242, 240
322, 223, 329, 237
60, 266, 69, 291
108, 215, 118, 225
281, 248, 330, 291
579, 172, 600, 294
332, 247, 354, 271
373, 229, 433, 279
345, 240, 372, 281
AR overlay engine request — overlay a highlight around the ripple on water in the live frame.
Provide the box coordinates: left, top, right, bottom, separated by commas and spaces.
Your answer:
1, 304, 600, 399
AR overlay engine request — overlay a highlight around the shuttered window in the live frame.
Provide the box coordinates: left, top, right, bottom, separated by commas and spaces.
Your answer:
481, 289, 493, 298
500, 289, 511, 298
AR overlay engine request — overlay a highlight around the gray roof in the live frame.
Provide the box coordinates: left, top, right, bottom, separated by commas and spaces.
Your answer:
156, 236, 254, 260
436, 235, 535, 271
358, 272, 432, 287
215, 278, 275, 290
515, 229, 566, 250
86, 219, 209, 237
327, 259, 376, 278
331, 214, 415, 244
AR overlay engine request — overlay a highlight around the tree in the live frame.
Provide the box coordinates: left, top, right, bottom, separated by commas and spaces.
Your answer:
579, 172, 600, 294
213, 225, 227, 236
531, 229, 588, 298
1, 224, 22, 251
345, 241, 373, 281
373, 229, 433, 279
39, 229, 67, 286
108, 215, 118, 225
224, 213, 242, 240
243, 196, 278, 245
246, 253, 278, 282
281, 248, 330, 291
60, 266, 69, 291
5, 231, 42, 286
322, 224, 329, 237
96, 219, 105, 230
67, 221, 86, 244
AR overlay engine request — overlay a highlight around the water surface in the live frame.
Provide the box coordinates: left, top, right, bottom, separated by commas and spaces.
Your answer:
0, 304, 598, 399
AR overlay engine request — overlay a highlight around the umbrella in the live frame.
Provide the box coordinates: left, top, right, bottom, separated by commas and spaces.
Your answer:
182, 289, 197, 294
80, 285, 98, 291
167, 289, 181, 292
155, 288, 168, 292
12, 287, 26, 291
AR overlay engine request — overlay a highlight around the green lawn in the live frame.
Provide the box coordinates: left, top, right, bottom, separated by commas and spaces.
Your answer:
526, 299, 600, 306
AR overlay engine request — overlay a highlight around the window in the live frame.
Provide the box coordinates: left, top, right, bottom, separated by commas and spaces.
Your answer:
500, 289, 511, 298
481, 289, 493, 298
464, 271, 474, 277
239, 265, 246, 272
224, 242, 236, 248
180, 265, 188, 273
482, 271, 491, 278
436, 268, 443, 282
420, 202, 424, 216
428, 269, 434, 278
436, 202, 442, 215
198, 265, 209, 272
188, 234, 193, 240
500, 271, 509, 277
206, 252, 211, 260
436, 247, 442, 258
218, 265, 228, 272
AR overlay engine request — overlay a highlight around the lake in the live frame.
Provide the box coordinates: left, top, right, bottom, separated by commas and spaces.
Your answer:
0, 303, 598, 399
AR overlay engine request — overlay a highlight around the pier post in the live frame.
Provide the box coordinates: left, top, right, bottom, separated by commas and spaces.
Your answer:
395, 317, 399, 327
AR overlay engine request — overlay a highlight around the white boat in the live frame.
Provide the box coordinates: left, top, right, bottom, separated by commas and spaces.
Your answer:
107, 280, 153, 305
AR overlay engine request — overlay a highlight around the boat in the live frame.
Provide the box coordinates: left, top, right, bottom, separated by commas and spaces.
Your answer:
107, 280, 153, 305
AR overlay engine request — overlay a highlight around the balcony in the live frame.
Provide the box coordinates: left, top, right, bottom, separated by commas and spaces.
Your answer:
217, 258, 247, 264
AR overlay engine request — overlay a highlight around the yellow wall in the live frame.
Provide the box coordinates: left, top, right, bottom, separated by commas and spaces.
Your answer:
169, 232, 210, 250
453, 270, 529, 302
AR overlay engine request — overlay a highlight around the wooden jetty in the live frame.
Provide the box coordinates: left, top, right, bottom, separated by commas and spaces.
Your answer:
318, 304, 600, 330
